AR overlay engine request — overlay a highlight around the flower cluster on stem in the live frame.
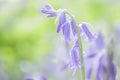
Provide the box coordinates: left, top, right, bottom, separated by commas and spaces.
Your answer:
41, 3, 117, 80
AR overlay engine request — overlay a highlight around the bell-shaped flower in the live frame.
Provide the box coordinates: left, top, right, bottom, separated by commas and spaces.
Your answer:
56, 10, 66, 33
41, 4, 57, 17
69, 41, 81, 75
79, 23, 94, 41
62, 21, 71, 40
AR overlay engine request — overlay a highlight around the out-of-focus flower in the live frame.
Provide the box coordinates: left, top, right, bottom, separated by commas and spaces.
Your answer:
84, 32, 105, 80
85, 32, 105, 58
96, 55, 117, 80
41, 4, 57, 17
40, 75, 47, 80
25, 75, 47, 80
24, 76, 34, 80
94, 32, 104, 50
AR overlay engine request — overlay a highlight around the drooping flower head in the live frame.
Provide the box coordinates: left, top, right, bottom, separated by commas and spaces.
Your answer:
79, 22, 94, 41
62, 21, 71, 40
41, 4, 76, 41
41, 4, 57, 17
69, 40, 81, 75
56, 10, 67, 33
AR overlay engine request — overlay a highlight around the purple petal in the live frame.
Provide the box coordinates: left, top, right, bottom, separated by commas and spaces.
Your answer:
70, 47, 80, 69
86, 67, 93, 80
110, 63, 117, 80
62, 21, 70, 40
44, 4, 52, 10
41, 4, 56, 17
96, 56, 104, 80
96, 55, 117, 80
80, 23, 94, 41
41, 9, 48, 13
56, 11, 66, 33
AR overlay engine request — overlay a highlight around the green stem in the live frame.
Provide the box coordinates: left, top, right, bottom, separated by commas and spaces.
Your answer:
66, 12, 86, 80
74, 19, 86, 80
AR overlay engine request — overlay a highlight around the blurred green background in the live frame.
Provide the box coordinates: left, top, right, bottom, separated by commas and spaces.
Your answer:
0, 0, 120, 80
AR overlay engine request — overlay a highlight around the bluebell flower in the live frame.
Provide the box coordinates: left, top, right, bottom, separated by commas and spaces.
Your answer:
79, 23, 94, 41
70, 47, 80, 68
86, 66, 93, 80
56, 10, 66, 33
96, 55, 117, 80
41, 4, 56, 17
84, 32, 105, 80
62, 21, 71, 40
69, 40, 81, 74
41, 4, 118, 80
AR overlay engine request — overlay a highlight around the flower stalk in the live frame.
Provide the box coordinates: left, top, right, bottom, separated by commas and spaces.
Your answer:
73, 18, 86, 80
66, 12, 86, 80
41, 4, 117, 80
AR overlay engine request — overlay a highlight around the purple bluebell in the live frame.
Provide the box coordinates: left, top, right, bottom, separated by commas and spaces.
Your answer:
96, 55, 117, 80
69, 44, 81, 70
80, 23, 94, 41
41, 4, 56, 17
110, 63, 117, 80
56, 11, 66, 33
96, 55, 105, 80
62, 21, 71, 40
84, 32, 105, 80
86, 66, 93, 80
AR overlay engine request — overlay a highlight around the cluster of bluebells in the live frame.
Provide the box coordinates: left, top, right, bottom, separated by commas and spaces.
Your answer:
41, 4, 117, 80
